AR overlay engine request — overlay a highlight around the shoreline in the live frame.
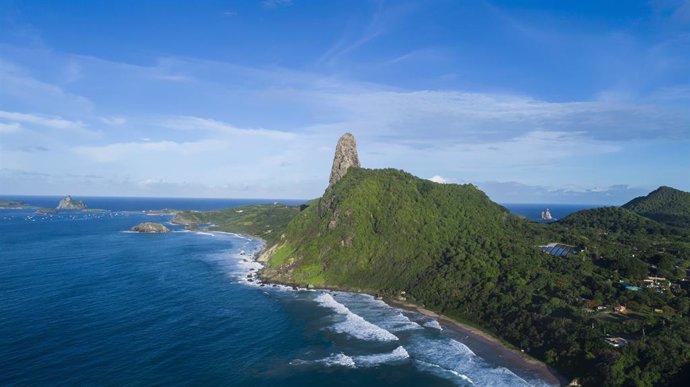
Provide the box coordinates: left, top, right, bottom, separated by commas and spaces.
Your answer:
386, 299, 568, 386
236, 237, 569, 386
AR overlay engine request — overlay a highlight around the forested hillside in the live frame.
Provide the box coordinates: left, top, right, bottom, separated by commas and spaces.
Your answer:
261, 168, 690, 386
623, 186, 690, 228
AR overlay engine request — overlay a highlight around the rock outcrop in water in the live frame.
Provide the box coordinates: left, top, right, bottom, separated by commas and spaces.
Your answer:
131, 222, 170, 233
56, 195, 86, 210
328, 133, 360, 189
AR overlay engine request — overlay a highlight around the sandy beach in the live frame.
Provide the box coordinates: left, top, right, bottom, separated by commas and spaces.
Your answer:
387, 299, 569, 386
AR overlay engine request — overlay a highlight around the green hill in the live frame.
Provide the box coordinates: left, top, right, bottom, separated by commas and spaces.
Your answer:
555, 206, 690, 281
172, 204, 301, 245
260, 168, 690, 386
623, 186, 690, 228
263, 168, 541, 288
558, 206, 669, 235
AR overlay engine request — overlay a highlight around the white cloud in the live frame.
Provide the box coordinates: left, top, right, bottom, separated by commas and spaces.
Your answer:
300, 88, 689, 143
162, 116, 296, 140
0, 46, 687, 199
99, 115, 127, 126
588, 186, 612, 193
477, 181, 648, 205
73, 140, 188, 163
0, 110, 83, 129
428, 175, 452, 184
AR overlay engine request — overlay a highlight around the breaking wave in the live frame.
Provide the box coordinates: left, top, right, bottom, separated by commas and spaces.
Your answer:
291, 346, 409, 369
315, 293, 399, 342
423, 319, 443, 330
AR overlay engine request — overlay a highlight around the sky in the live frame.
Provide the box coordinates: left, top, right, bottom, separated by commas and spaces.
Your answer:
0, 0, 688, 204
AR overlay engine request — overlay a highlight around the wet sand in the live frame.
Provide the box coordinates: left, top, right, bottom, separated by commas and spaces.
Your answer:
387, 299, 569, 386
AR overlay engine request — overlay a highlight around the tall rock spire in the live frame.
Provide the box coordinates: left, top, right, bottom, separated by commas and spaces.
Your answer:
328, 133, 360, 189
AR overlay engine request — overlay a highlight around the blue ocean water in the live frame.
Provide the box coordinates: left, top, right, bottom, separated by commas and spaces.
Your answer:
501, 203, 604, 222
0, 195, 306, 211
0, 198, 576, 386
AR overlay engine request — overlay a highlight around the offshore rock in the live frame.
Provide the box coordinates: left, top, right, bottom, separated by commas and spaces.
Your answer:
56, 195, 86, 210
131, 222, 170, 233
328, 133, 360, 189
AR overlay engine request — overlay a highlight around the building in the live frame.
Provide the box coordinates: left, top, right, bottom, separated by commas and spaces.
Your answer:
539, 243, 582, 257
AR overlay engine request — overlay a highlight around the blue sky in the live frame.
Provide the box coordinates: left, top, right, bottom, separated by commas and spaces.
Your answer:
0, 0, 688, 203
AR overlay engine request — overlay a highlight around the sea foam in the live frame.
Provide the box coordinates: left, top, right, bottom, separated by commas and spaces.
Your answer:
353, 345, 410, 367
315, 293, 399, 342
408, 338, 537, 387
291, 346, 409, 369
423, 319, 443, 331
327, 293, 422, 332
414, 359, 475, 386
378, 312, 423, 332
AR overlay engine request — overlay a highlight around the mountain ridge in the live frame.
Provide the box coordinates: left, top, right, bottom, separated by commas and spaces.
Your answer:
623, 186, 690, 228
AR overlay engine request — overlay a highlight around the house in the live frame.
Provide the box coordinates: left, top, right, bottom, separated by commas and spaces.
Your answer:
614, 305, 626, 313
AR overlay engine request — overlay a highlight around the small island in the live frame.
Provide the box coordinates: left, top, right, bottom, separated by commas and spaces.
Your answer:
0, 200, 30, 209
56, 195, 86, 210
131, 222, 170, 233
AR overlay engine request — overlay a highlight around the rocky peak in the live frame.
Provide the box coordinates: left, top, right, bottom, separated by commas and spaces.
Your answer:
56, 195, 86, 210
328, 133, 360, 189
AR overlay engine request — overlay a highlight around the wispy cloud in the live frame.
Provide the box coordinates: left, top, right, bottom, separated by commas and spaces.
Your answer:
99, 115, 127, 126
261, 0, 293, 10
297, 88, 689, 143
0, 59, 94, 116
0, 110, 83, 129
317, 2, 402, 66
162, 116, 296, 140
74, 140, 188, 163
0, 38, 687, 200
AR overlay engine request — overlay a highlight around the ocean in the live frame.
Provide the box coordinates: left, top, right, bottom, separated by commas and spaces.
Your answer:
500, 203, 604, 222
0, 197, 596, 386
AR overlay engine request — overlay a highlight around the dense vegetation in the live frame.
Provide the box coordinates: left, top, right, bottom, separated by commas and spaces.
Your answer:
623, 186, 690, 228
260, 168, 690, 386
173, 204, 301, 245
